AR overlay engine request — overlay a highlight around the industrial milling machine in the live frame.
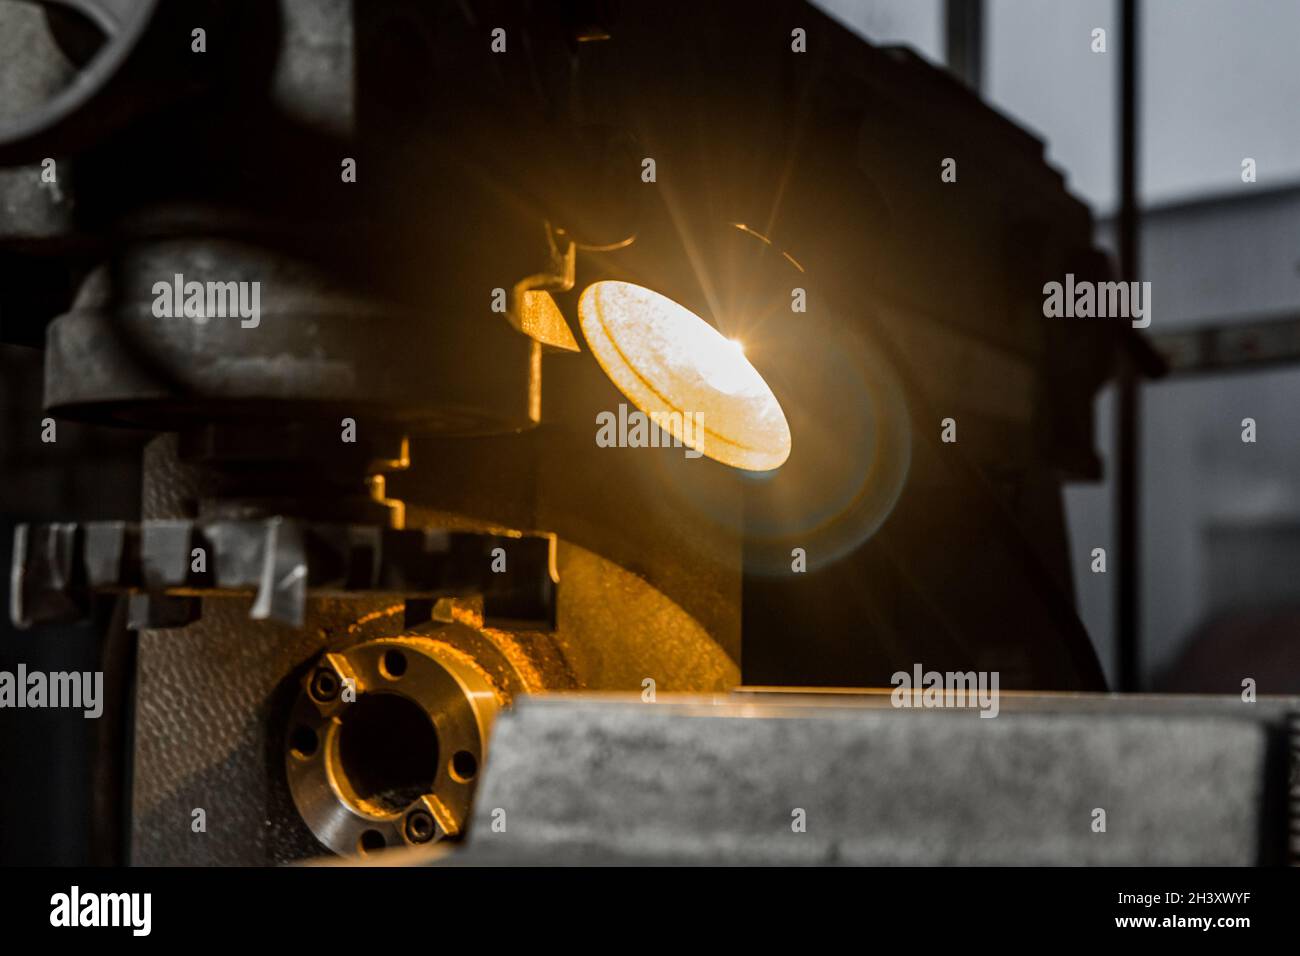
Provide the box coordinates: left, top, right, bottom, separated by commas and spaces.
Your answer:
1, 0, 1295, 866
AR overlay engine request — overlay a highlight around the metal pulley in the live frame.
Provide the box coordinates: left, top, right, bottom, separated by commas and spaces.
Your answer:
0, 0, 164, 163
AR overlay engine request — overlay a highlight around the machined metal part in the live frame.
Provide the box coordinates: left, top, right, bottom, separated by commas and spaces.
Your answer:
450, 692, 1300, 866
123, 428, 738, 865
286, 633, 510, 856
0, 0, 160, 163
126, 542, 738, 864
0, 0, 1166, 871
10, 517, 557, 630
42, 237, 541, 434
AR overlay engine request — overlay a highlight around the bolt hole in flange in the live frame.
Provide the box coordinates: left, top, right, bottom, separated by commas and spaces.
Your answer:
290, 725, 319, 759
381, 648, 408, 679
357, 829, 387, 855
450, 749, 478, 783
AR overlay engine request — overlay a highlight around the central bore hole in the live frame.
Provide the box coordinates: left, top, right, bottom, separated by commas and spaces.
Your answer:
337, 693, 438, 814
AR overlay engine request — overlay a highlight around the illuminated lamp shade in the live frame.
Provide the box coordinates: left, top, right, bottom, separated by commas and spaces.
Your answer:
577, 280, 792, 471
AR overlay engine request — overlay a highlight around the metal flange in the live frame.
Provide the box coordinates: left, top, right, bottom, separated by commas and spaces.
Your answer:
285, 634, 509, 857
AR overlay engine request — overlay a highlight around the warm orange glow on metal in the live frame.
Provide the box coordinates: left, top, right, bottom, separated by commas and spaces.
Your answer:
577, 280, 792, 471
518, 289, 579, 351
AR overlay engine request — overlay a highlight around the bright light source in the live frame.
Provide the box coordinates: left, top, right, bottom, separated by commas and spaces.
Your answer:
577, 280, 791, 471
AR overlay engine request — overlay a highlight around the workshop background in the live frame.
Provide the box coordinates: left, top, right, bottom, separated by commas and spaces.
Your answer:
4, 0, 1300, 864
817, 0, 1300, 694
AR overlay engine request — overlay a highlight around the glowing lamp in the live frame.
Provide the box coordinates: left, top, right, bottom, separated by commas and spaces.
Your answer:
577, 280, 791, 471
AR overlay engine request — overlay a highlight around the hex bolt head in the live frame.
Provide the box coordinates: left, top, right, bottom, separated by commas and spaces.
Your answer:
405, 808, 438, 844
308, 668, 341, 703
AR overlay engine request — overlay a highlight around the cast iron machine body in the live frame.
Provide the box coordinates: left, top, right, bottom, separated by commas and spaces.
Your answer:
6, 1, 1271, 868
